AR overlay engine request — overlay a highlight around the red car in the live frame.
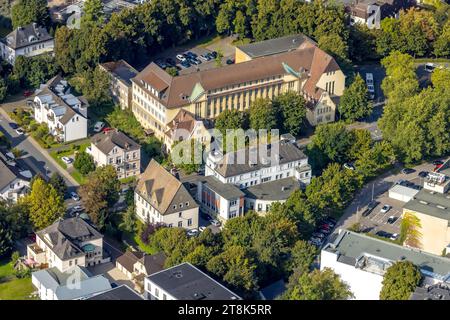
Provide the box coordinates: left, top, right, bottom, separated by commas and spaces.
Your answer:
102, 127, 114, 133
23, 90, 33, 97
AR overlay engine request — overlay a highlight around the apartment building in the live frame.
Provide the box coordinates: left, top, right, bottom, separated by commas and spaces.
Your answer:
88, 129, 141, 179
183, 175, 245, 223
0, 23, 54, 65
134, 159, 199, 229
131, 35, 345, 139
402, 161, 450, 255
205, 139, 311, 189
321, 230, 450, 300
27, 217, 110, 272
163, 109, 212, 153
99, 60, 138, 109
33, 76, 88, 142
0, 153, 31, 202
144, 262, 241, 300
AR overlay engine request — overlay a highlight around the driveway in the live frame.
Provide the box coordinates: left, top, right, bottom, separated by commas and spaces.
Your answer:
87, 262, 134, 289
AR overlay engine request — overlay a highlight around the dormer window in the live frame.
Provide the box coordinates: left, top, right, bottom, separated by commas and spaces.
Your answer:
28, 36, 37, 43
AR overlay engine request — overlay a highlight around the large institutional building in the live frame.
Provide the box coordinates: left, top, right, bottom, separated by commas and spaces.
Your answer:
131, 34, 345, 140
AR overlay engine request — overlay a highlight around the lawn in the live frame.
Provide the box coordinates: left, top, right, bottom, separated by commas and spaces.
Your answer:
49, 141, 91, 183
70, 170, 87, 185
0, 260, 35, 300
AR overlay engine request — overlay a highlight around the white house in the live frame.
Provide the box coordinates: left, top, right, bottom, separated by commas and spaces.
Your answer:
144, 262, 241, 300
27, 217, 110, 272
321, 230, 450, 300
32, 266, 111, 300
0, 23, 54, 65
33, 75, 88, 142
134, 159, 199, 229
0, 154, 31, 202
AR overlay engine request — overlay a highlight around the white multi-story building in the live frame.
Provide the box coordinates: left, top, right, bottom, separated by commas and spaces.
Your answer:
321, 230, 450, 300
205, 139, 311, 189
0, 153, 31, 202
33, 76, 88, 142
144, 262, 241, 300
0, 23, 54, 65
27, 217, 110, 272
134, 159, 199, 229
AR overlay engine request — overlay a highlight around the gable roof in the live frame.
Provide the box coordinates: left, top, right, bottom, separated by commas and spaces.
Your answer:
116, 250, 143, 273
0, 157, 19, 191
132, 43, 341, 109
91, 129, 140, 155
135, 159, 197, 215
139, 252, 166, 275
3, 23, 53, 50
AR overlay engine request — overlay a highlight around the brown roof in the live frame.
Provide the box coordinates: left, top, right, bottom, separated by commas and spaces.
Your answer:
139, 252, 166, 275
116, 251, 143, 273
135, 159, 198, 215
91, 129, 140, 155
164, 109, 197, 139
132, 44, 341, 109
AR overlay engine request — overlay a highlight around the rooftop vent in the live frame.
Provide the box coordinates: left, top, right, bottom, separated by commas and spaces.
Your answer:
437, 205, 447, 210
419, 200, 429, 205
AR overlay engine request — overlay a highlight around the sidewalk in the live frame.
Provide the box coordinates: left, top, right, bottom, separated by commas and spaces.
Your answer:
0, 107, 80, 186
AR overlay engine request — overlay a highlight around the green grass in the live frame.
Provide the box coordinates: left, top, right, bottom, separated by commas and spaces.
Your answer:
50, 141, 92, 181
71, 170, 87, 185
119, 176, 137, 184
0, 260, 35, 300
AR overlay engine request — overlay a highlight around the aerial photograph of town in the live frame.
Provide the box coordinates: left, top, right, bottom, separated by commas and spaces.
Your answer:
0, 0, 449, 311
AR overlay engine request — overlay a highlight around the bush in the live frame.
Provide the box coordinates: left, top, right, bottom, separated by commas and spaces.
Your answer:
11, 251, 20, 265
14, 268, 31, 279
73, 151, 95, 175
139, 222, 163, 245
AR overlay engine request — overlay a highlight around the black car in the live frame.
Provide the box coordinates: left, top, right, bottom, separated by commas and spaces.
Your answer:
362, 200, 380, 217
401, 168, 416, 174
180, 60, 191, 68
418, 171, 429, 178
433, 160, 444, 166
165, 58, 176, 66
189, 58, 201, 65
226, 58, 234, 65
9, 122, 18, 129
210, 51, 218, 58
376, 231, 393, 238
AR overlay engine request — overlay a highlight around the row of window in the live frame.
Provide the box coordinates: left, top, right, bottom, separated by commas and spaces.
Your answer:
207, 75, 283, 95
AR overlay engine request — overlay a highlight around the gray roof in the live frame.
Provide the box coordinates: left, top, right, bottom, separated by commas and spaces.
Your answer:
237, 34, 315, 59
403, 189, 450, 221
32, 266, 111, 300
100, 60, 138, 86
140, 252, 166, 275
87, 285, 144, 300
36, 217, 103, 261
411, 283, 450, 300
259, 279, 286, 300
325, 230, 450, 281
0, 158, 18, 191
212, 140, 308, 178
147, 262, 241, 300
91, 129, 140, 155
244, 177, 300, 201
3, 23, 53, 50
183, 175, 245, 200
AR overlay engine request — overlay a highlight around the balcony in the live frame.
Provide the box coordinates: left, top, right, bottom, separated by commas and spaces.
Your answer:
27, 243, 46, 265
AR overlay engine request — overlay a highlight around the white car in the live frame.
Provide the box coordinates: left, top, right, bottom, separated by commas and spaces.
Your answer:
62, 156, 73, 164
390, 233, 399, 241
210, 219, 221, 227
199, 226, 207, 232
93, 121, 105, 132
187, 229, 199, 237
15, 128, 25, 135
176, 54, 186, 62
70, 192, 80, 201
343, 163, 355, 170
380, 205, 392, 214
425, 63, 436, 73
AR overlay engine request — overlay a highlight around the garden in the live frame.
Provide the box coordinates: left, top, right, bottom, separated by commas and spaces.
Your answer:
0, 257, 35, 300
49, 141, 92, 184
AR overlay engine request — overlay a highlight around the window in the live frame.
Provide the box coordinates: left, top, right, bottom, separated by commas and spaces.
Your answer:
147, 283, 151, 292
230, 200, 237, 206
178, 221, 183, 227
163, 293, 167, 300
69, 260, 73, 266
178, 212, 182, 218
155, 288, 159, 297
187, 218, 192, 226
185, 202, 189, 206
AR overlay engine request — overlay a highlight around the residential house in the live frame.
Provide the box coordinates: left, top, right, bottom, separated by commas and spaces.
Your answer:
402, 161, 450, 255
163, 109, 212, 153
99, 60, 138, 110
27, 217, 110, 272
131, 34, 345, 139
32, 265, 111, 300
205, 139, 312, 189
33, 75, 88, 143
183, 175, 245, 223
411, 283, 450, 300
144, 262, 241, 300
86, 284, 144, 300
321, 230, 450, 300
134, 159, 199, 229
88, 129, 141, 179
0, 23, 54, 65
0, 153, 31, 202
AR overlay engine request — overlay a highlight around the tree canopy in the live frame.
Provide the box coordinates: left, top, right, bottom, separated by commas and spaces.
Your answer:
339, 74, 372, 122
380, 261, 422, 300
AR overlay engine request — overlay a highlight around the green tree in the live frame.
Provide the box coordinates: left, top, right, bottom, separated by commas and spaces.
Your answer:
48, 172, 67, 199
431, 67, 450, 90
0, 208, 13, 257
0, 77, 7, 102
249, 98, 277, 130
22, 177, 65, 230
71, 66, 112, 108
400, 212, 422, 248
165, 67, 178, 77
11, 0, 49, 29
120, 205, 136, 232
339, 74, 372, 122
73, 151, 95, 175
283, 268, 353, 300
273, 92, 306, 136
380, 261, 422, 300
285, 239, 317, 275
81, 0, 104, 27
214, 109, 246, 134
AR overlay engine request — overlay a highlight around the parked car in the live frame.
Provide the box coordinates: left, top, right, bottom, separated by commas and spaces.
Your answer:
312, 232, 325, 239
390, 233, 399, 241
165, 58, 176, 66
70, 192, 80, 201
401, 168, 416, 174
199, 54, 211, 61
362, 200, 380, 217
176, 54, 186, 62
185, 51, 197, 58
319, 227, 331, 235
199, 226, 207, 232
62, 156, 73, 164
418, 171, 429, 178
15, 128, 25, 135
187, 229, 199, 237
343, 163, 355, 170
102, 127, 114, 133
425, 63, 436, 73
9, 122, 18, 129
210, 219, 221, 227
433, 160, 444, 166
366, 73, 375, 99
226, 58, 234, 65
387, 216, 397, 224
310, 238, 323, 247
72, 205, 83, 213
380, 204, 392, 214
180, 60, 191, 68
325, 217, 337, 224
189, 58, 201, 65
23, 90, 33, 97
210, 51, 218, 58
376, 230, 393, 239
93, 121, 105, 133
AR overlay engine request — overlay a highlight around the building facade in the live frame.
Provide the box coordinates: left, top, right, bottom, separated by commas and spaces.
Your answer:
0, 23, 54, 65
33, 76, 88, 142
88, 129, 141, 179
0, 153, 31, 202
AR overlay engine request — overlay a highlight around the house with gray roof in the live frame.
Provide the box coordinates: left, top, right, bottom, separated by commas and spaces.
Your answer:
33, 75, 88, 142
27, 217, 110, 272
88, 129, 141, 179
31, 265, 111, 300
0, 152, 31, 202
0, 22, 54, 65
321, 229, 450, 300
100, 60, 138, 109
